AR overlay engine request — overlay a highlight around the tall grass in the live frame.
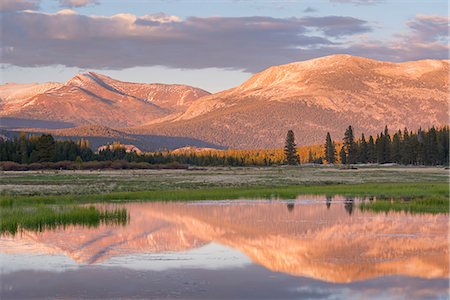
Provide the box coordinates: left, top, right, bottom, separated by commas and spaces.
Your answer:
360, 197, 448, 214
0, 205, 128, 236
0, 182, 447, 216
0, 182, 447, 206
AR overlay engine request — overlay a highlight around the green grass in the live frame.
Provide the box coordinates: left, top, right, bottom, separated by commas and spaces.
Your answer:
1, 182, 447, 209
360, 197, 448, 214
0, 205, 128, 236
1, 166, 447, 197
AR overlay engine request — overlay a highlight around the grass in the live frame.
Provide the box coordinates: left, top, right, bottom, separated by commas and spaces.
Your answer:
0, 167, 447, 214
0, 182, 447, 210
1, 166, 447, 197
0, 205, 128, 236
359, 197, 448, 214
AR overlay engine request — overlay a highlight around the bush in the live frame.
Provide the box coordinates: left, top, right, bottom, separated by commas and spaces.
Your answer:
0, 160, 189, 171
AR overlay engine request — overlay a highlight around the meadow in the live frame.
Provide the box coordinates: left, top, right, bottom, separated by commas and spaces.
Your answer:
1, 165, 448, 214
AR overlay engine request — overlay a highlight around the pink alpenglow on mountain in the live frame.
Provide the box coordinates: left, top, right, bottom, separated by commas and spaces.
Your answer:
0, 72, 210, 128
136, 55, 449, 148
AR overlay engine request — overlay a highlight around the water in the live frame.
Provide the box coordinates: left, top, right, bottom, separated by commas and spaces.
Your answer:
1, 196, 448, 299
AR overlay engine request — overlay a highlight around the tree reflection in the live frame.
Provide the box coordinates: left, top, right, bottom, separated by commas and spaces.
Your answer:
345, 197, 354, 216
287, 203, 295, 212
326, 196, 332, 209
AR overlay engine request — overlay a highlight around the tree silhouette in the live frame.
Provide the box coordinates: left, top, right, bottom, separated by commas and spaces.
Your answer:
324, 132, 336, 164
284, 130, 299, 165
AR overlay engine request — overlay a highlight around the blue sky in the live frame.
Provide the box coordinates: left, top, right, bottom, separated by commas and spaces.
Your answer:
1, 0, 448, 92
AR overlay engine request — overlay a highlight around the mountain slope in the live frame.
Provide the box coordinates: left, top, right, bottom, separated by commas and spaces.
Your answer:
134, 55, 449, 148
0, 73, 210, 128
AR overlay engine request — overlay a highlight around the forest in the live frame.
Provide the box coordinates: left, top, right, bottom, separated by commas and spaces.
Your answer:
0, 126, 448, 170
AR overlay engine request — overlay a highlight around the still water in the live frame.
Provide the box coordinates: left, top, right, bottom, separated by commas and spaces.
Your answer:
1, 196, 448, 299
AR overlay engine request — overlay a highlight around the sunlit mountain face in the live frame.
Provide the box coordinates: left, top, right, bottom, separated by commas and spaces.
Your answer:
1, 198, 448, 284
1, 55, 448, 149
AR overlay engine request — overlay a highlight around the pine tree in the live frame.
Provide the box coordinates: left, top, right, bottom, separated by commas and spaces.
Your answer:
343, 126, 357, 164
324, 132, 336, 164
339, 146, 347, 165
417, 128, 427, 164
401, 128, 411, 165
391, 130, 402, 163
36, 134, 56, 162
358, 133, 368, 163
382, 126, 391, 162
376, 133, 384, 163
284, 130, 299, 165
427, 127, 438, 165
367, 135, 376, 163
19, 132, 29, 164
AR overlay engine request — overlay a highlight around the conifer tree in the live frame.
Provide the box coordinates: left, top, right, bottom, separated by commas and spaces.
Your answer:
19, 132, 29, 164
358, 133, 368, 163
382, 126, 391, 162
343, 126, 357, 164
401, 128, 411, 165
367, 135, 376, 163
427, 127, 438, 165
36, 134, 56, 162
391, 130, 402, 163
376, 133, 384, 163
284, 130, 299, 165
417, 128, 427, 164
339, 146, 347, 165
324, 132, 336, 164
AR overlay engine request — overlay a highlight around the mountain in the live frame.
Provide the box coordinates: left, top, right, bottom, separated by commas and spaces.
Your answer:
0, 72, 210, 128
1, 55, 448, 149
0, 125, 224, 152
134, 55, 449, 148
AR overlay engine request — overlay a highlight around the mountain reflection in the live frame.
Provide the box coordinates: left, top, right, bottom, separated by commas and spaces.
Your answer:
0, 197, 448, 283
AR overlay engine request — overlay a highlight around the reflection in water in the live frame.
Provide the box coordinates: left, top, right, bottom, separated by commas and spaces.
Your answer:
286, 203, 295, 212
344, 197, 354, 215
326, 196, 332, 209
0, 196, 448, 287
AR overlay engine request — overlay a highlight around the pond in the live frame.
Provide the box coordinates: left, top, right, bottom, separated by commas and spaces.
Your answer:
1, 196, 448, 299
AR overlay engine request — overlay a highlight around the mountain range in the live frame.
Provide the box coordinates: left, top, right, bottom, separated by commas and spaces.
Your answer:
1, 55, 448, 149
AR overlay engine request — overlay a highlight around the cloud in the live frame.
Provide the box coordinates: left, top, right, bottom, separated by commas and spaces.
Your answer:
0, 0, 39, 12
303, 7, 317, 13
330, 0, 383, 5
299, 16, 371, 37
405, 15, 449, 43
341, 15, 449, 62
59, 0, 98, 7
1, 11, 447, 73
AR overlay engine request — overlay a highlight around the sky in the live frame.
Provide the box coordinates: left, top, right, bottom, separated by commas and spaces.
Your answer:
0, 0, 448, 92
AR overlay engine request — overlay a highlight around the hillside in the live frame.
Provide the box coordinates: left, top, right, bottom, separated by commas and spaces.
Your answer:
0, 72, 210, 128
1, 55, 448, 149
134, 55, 449, 148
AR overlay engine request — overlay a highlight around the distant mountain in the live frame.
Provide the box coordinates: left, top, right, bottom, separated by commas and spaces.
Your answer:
134, 55, 449, 148
1, 55, 448, 149
0, 72, 210, 128
0, 125, 224, 152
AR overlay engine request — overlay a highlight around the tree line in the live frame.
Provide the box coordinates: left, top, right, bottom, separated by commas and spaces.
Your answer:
0, 133, 95, 164
322, 125, 449, 166
0, 125, 447, 169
